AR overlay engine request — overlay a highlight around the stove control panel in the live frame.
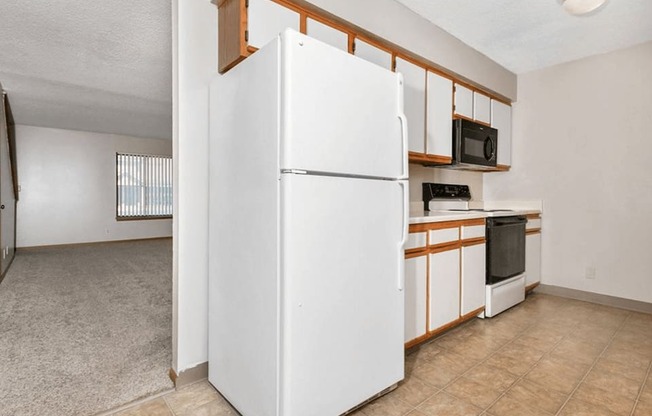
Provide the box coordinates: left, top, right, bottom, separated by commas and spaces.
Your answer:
423, 183, 471, 210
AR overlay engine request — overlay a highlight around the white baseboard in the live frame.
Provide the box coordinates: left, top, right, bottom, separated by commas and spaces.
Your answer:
535, 284, 652, 314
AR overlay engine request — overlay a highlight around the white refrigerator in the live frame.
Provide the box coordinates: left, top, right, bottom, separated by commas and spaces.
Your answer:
208, 29, 408, 416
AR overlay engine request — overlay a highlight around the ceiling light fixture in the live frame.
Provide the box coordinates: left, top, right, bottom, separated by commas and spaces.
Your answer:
562, 0, 608, 15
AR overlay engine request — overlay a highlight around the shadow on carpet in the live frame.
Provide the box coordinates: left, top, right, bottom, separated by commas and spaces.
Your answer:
0, 239, 173, 416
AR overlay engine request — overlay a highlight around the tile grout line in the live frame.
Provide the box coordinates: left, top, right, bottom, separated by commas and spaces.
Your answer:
423, 314, 547, 413
402, 318, 530, 413
629, 359, 652, 416
554, 311, 632, 416
162, 394, 180, 416
477, 321, 570, 415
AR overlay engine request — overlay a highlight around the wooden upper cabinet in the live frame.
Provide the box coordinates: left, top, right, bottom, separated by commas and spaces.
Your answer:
425, 71, 453, 161
305, 17, 348, 52
453, 83, 473, 119
353, 38, 392, 70
473, 92, 491, 124
248, 0, 300, 50
395, 57, 426, 154
218, 0, 300, 73
491, 99, 512, 167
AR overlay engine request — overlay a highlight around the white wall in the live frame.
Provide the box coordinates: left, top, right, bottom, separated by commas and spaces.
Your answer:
15, 125, 172, 247
172, 0, 216, 374
409, 165, 483, 210
307, 0, 516, 100
484, 41, 652, 303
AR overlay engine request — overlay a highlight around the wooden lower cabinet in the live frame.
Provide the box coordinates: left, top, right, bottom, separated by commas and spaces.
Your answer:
428, 249, 460, 331
404, 254, 427, 343
525, 232, 541, 291
404, 219, 486, 348
461, 243, 486, 315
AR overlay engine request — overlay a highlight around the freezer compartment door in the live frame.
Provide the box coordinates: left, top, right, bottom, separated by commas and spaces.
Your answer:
280, 174, 406, 416
280, 30, 406, 179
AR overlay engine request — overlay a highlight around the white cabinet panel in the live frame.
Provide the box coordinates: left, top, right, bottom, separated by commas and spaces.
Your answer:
395, 57, 426, 153
306, 18, 348, 52
426, 72, 453, 158
405, 255, 427, 342
526, 233, 541, 288
461, 244, 486, 316
429, 249, 460, 331
248, 0, 300, 49
405, 232, 427, 250
461, 225, 484, 240
526, 218, 541, 230
428, 227, 459, 246
473, 92, 491, 124
354, 38, 392, 70
454, 84, 473, 119
491, 99, 512, 166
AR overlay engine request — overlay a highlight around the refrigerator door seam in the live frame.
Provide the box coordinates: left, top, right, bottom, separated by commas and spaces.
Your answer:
281, 169, 401, 181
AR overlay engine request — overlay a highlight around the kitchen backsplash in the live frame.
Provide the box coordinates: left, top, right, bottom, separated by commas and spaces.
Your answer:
408, 164, 484, 206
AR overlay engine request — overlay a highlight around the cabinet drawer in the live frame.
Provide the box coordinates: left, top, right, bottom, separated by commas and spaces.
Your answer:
405, 232, 427, 250
429, 228, 459, 246
461, 225, 484, 239
526, 219, 541, 230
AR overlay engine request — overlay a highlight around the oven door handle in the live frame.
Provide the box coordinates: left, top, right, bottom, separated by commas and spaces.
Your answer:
490, 217, 527, 226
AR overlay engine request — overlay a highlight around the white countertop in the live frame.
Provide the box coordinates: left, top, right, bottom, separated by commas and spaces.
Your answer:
409, 204, 542, 224
409, 210, 487, 224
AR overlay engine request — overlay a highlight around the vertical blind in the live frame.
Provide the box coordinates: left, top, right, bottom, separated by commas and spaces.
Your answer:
116, 153, 172, 218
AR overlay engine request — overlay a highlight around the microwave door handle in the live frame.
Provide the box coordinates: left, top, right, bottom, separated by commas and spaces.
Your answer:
484, 137, 495, 161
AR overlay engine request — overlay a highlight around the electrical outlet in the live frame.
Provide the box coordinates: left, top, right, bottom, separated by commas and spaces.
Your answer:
585, 267, 596, 280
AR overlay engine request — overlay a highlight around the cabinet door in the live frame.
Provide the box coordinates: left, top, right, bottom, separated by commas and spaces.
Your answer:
473, 92, 491, 124
426, 71, 453, 159
405, 255, 427, 343
491, 100, 512, 167
461, 243, 486, 316
453, 84, 473, 119
306, 18, 348, 52
354, 38, 392, 70
395, 58, 426, 154
525, 233, 541, 288
248, 0, 300, 50
429, 249, 460, 331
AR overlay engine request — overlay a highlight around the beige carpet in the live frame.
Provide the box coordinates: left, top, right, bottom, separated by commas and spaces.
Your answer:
0, 239, 173, 416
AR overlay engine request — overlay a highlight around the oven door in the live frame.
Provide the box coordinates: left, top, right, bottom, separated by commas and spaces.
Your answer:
486, 216, 526, 284
454, 119, 497, 167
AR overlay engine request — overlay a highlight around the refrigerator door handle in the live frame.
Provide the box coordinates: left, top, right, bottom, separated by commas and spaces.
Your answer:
397, 74, 409, 180
398, 113, 409, 180
398, 180, 409, 291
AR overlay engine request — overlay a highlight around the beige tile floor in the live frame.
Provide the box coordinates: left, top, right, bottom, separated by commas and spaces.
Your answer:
106, 293, 652, 416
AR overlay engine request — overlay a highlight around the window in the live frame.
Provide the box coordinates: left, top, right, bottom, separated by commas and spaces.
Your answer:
116, 153, 172, 219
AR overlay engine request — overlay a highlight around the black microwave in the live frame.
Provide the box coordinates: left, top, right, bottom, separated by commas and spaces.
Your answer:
452, 119, 498, 169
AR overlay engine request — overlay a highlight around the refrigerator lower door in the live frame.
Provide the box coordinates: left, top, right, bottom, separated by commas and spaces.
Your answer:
280, 173, 406, 416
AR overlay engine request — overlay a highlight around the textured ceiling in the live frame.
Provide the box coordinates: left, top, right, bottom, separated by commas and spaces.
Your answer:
0, 0, 171, 139
395, 0, 652, 74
